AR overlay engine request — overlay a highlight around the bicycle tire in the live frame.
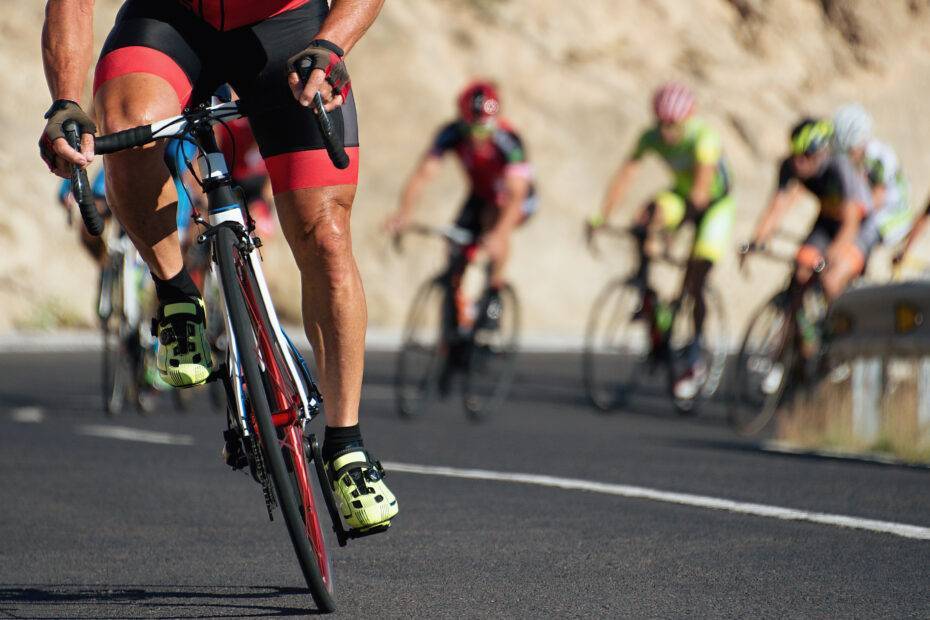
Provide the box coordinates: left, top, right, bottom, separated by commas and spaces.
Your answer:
728, 292, 797, 436
101, 256, 128, 416
666, 285, 729, 415
214, 226, 335, 613
462, 283, 520, 419
582, 278, 649, 411
394, 277, 446, 418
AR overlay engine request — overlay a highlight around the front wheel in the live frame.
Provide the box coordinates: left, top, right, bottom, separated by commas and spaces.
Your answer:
214, 226, 335, 613
728, 292, 797, 436
462, 284, 521, 419
666, 285, 729, 415
582, 278, 649, 411
395, 278, 447, 418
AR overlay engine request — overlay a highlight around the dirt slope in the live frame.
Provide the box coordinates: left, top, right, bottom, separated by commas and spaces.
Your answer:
3, 0, 930, 338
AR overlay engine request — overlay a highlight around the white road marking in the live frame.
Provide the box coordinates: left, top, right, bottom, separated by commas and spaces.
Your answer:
77, 425, 195, 446
10, 407, 45, 423
384, 462, 930, 541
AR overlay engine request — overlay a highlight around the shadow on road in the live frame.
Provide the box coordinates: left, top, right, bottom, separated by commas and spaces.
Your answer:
0, 584, 322, 618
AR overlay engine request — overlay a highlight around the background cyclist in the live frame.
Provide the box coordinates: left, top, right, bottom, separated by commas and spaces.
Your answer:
588, 81, 735, 401
749, 118, 874, 303
831, 103, 912, 269
386, 80, 536, 334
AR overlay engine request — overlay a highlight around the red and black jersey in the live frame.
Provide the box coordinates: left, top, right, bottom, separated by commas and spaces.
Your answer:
429, 120, 534, 204
175, 0, 310, 31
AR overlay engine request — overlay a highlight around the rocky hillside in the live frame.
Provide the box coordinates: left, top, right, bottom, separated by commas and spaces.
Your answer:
4, 0, 930, 338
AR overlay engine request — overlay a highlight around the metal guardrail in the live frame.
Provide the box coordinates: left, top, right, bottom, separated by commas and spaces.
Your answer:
827, 280, 930, 442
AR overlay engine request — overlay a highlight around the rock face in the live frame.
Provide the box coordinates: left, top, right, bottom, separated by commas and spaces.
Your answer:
5, 0, 930, 337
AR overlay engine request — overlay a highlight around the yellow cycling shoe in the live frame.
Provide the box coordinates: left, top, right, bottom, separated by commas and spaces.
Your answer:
326, 449, 398, 531
155, 298, 213, 388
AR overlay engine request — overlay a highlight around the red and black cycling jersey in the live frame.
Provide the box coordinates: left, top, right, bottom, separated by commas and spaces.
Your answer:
175, 0, 310, 31
429, 120, 534, 205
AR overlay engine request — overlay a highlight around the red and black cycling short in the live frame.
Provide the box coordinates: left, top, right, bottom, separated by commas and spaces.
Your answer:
94, 0, 359, 193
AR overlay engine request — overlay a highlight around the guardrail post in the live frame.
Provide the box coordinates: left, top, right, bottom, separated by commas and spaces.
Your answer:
851, 356, 882, 444
918, 357, 930, 436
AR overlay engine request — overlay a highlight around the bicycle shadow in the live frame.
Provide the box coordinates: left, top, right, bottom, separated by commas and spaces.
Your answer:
0, 584, 322, 618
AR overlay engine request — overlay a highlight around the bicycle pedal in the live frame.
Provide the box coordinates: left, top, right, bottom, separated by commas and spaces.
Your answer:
344, 522, 392, 540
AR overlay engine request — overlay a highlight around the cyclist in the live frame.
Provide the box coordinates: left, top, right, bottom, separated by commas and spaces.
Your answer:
386, 80, 535, 336
893, 196, 930, 268
831, 103, 912, 264
749, 118, 873, 302
588, 82, 735, 400
39, 0, 396, 533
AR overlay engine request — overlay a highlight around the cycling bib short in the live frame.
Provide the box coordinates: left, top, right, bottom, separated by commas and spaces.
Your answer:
94, 0, 358, 193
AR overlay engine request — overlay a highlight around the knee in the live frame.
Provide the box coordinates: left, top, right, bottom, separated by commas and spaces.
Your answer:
95, 80, 179, 135
295, 210, 355, 286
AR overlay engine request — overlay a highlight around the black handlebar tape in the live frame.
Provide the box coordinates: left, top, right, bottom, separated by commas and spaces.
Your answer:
297, 58, 350, 170
63, 120, 104, 237
94, 125, 154, 154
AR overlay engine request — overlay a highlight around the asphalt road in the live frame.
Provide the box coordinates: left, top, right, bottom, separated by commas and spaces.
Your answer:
0, 351, 928, 618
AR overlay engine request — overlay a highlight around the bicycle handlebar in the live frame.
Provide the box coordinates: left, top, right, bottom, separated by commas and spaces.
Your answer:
94, 125, 154, 154
297, 58, 350, 170
393, 224, 475, 252
63, 120, 104, 236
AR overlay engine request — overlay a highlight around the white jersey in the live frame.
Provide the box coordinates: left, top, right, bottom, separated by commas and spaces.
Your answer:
863, 139, 912, 242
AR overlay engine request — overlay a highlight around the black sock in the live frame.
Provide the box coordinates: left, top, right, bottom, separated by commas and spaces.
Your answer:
323, 424, 364, 463
153, 268, 200, 305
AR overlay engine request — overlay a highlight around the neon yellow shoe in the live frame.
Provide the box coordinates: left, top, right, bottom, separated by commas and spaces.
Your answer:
154, 298, 213, 388
326, 449, 398, 531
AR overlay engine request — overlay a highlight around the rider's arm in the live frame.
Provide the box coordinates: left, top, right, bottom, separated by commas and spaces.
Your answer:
41, 0, 96, 169
596, 159, 641, 224
315, 0, 385, 55
389, 154, 443, 230
491, 171, 531, 238
42, 0, 94, 103
899, 209, 930, 261
289, 0, 384, 109
752, 183, 802, 246
831, 199, 863, 252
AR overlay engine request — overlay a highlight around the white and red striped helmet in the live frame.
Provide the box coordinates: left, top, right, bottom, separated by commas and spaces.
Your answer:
652, 82, 695, 124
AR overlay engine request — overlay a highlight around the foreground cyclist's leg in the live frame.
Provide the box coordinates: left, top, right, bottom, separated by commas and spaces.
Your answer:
276, 187, 397, 531
95, 73, 212, 387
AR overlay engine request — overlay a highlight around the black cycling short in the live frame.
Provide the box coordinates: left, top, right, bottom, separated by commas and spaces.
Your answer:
94, 0, 359, 192
453, 192, 537, 237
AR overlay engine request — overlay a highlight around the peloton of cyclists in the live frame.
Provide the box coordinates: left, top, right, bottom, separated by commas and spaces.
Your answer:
588, 82, 735, 401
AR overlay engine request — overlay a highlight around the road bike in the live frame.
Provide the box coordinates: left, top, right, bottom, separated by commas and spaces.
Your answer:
583, 225, 727, 414
64, 86, 362, 613
98, 223, 164, 415
393, 224, 520, 420
728, 237, 831, 436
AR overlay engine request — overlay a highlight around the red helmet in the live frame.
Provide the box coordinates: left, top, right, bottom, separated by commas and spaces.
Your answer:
458, 81, 501, 123
652, 82, 695, 124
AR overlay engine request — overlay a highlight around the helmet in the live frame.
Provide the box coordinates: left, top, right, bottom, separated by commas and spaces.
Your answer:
832, 103, 873, 152
789, 118, 833, 156
458, 81, 501, 124
653, 82, 695, 124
